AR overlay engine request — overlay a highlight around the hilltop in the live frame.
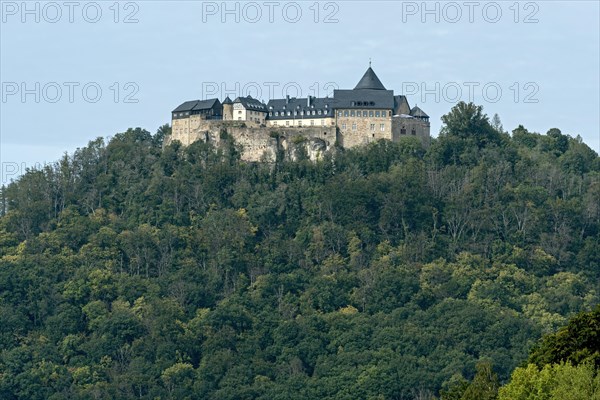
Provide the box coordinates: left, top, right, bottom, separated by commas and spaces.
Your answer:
0, 102, 598, 399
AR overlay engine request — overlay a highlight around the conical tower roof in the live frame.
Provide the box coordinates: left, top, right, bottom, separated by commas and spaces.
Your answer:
354, 67, 386, 90
223, 96, 233, 104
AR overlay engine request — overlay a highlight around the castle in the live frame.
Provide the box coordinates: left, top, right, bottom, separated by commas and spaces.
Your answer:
168, 66, 430, 161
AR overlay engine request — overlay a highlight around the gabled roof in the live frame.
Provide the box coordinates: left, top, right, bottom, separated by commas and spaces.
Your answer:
410, 106, 429, 118
172, 98, 220, 113
233, 96, 267, 112
354, 67, 386, 90
222, 96, 233, 104
266, 97, 334, 119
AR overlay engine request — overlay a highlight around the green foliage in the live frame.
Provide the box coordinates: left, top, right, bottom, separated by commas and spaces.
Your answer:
461, 361, 499, 400
528, 305, 600, 369
498, 362, 600, 400
0, 108, 598, 399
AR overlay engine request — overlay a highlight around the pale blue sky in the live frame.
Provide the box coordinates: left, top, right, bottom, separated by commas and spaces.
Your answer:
1, 1, 599, 183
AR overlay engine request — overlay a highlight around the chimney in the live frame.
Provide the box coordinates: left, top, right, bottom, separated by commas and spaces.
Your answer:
286, 95, 290, 104
307, 96, 311, 107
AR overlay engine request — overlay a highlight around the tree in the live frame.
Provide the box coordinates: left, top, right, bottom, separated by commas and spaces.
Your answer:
491, 114, 504, 134
498, 362, 600, 400
440, 102, 504, 149
528, 305, 600, 369
461, 361, 499, 400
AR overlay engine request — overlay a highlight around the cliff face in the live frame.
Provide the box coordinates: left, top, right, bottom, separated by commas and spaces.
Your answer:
165, 120, 338, 162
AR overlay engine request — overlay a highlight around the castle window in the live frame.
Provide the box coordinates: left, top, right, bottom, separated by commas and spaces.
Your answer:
273, 121, 278, 126
287, 111, 291, 116
269, 112, 273, 116
338, 111, 342, 117
321, 119, 325, 126
401, 128, 406, 135
300, 111, 304, 116
380, 123, 385, 131
370, 124, 375, 131
275, 111, 279, 116
311, 120, 314, 126
411, 129, 416, 135
369, 111, 374, 117
342, 123, 346, 130
286, 121, 290, 126
344, 111, 349, 117
351, 110, 355, 117
318, 110, 322, 115
312, 110, 315, 115
375, 111, 380, 117
352, 123, 357, 131
363, 111, 367, 117
298, 120, 302, 126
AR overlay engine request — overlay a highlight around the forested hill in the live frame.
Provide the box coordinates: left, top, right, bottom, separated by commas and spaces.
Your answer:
0, 102, 598, 399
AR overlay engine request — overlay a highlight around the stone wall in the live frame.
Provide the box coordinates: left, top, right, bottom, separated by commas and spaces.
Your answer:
165, 120, 337, 162
391, 116, 430, 146
167, 114, 430, 162
336, 109, 393, 148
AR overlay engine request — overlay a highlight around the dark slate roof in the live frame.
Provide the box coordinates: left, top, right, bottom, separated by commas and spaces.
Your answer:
233, 96, 267, 112
410, 106, 429, 118
172, 98, 220, 113
394, 95, 411, 114
332, 89, 395, 109
266, 96, 334, 119
354, 67, 386, 90
223, 96, 232, 104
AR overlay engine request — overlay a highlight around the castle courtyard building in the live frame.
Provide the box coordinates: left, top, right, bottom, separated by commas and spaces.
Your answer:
267, 96, 336, 128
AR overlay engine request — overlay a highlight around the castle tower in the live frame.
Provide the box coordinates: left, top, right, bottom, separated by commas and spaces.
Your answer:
222, 96, 233, 120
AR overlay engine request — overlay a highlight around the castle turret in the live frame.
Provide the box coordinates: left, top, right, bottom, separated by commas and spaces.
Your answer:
222, 96, 233, 120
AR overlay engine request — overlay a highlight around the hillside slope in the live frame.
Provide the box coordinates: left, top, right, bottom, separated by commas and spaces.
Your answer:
0, 103, 598, 399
